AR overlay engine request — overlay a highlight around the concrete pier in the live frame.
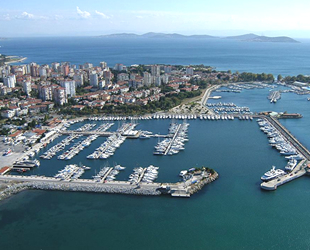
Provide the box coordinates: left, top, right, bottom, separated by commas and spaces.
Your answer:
266, 116, 310, 160
261, 160, 308, 190
164, 124, 182, 155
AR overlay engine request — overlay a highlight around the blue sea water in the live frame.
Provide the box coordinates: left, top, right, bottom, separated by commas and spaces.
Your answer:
1, 37, 310, 76
1, 38, 310, 249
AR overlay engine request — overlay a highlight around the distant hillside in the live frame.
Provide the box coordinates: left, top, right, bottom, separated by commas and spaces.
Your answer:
245, 36, 299, 43
99, 32, 216, 39
99, 32, 299, 43
225, 33, 259, 40
225, 33, 299, 43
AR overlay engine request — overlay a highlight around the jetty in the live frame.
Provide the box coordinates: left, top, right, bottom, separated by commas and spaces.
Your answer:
265, 116, 310, 160
259, 115, 310, 190
0, 170, 218, 199
261, 160, 308, 190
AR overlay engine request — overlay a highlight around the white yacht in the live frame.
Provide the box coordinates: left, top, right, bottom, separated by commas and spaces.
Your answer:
261, 166, 285, 181
284, 159, 298, 172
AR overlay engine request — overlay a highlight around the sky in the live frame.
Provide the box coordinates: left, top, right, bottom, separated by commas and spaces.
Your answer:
1, 0, 310, 38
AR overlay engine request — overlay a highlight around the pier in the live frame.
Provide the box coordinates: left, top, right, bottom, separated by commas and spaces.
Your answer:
164, 124, 182, 155
261, 160, 308, 190
265, 116, 310, 160
60, 131, 114, 137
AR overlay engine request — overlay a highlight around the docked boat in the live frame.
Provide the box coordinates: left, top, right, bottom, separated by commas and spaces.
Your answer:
261, 166, 285, 181
13, 159, 40, 168
285, 159, 298, 172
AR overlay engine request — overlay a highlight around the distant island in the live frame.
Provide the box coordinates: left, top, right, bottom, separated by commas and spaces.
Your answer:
225, 33, 300, 43
99, 32, 299, 43
99, 32, 216, 39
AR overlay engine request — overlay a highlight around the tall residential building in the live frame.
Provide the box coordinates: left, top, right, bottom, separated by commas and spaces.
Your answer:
114, 63, 127, 71
73, 73, 84, 87
60, 80, 76, 97
30, 63, 39, 77
23, 81, 32, 96
3, 74, 16, 88
39, 65, 49, 77
39, 85, 53, 101
164, 65, 172, 74
83, 62, 93, 69
99, 80, 106, 89
143, 72, 152, 87
61, 64, 70, 76
51, 62, 60, 72
154, 76, 162, 87
162, 74, 170, 84
186, 67, 194, 75
100, 61, 108, 69
90, 73, 99, 87
151, 65, 160, 76
53, 87, 67, 106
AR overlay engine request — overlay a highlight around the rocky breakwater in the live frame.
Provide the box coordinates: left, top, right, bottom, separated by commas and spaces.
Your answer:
0, 180, 162, 201
188, 171, 219, 195
29, 182, 162, 196
0, 181, 31, 201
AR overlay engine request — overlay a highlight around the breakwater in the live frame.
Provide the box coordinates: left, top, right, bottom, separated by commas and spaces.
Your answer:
0, 171, 218, 201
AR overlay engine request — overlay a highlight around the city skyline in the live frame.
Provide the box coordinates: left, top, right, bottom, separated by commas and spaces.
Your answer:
1, 0, 310, 38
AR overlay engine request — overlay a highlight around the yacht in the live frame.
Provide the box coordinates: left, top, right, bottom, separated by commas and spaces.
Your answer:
261, 166, 285, 181
285, 159, 297, 172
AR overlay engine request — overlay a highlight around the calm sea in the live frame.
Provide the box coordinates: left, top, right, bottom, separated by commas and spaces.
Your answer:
1, 37, 310, 76
0, 38, 310, 250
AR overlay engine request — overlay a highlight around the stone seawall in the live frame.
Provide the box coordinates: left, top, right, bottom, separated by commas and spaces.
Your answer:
189, 172, 219, 195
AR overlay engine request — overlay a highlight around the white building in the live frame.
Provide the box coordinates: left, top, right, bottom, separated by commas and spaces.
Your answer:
186, 67, 194, 75
143, 72, 152, 87
73, 73, 84, 87
60, 80, 76, 97
23, 81, 32, 96
151, 65, 161, 76
100, 61, 108, 69
90, 73, 99, 87
99, 80, 106, 89
3, 74, 16, 88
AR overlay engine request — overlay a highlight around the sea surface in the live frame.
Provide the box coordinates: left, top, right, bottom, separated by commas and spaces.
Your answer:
1, 37, 310, 76
1, 39, 310, 250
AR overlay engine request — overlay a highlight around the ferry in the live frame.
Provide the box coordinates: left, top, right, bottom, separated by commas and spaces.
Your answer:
261, 166, 286, 182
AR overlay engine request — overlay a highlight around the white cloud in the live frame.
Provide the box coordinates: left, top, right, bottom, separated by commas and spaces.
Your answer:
17, 12, 35, 20
76, 6, 91, 19
3, 14, 11, 21
95, 10, 110, 19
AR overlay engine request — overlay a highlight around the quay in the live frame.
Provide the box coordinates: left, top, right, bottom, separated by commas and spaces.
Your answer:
261, 160, 308, 190
259, 115, 310, 191
265, 116, 310, 160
